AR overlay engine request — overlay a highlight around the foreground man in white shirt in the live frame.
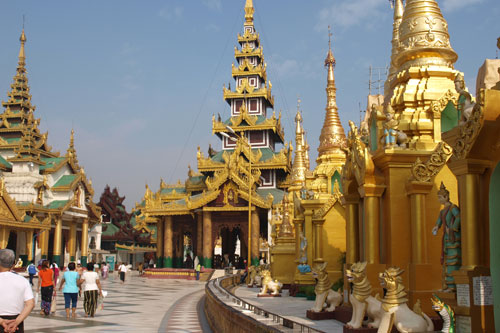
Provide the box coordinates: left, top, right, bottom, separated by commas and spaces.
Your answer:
0, 249, 34, 333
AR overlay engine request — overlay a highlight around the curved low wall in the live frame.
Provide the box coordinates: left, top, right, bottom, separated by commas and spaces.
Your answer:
204, 275, 281, 333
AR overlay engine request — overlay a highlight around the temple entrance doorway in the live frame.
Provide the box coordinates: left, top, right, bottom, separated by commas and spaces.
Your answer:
213, 226, 244, 269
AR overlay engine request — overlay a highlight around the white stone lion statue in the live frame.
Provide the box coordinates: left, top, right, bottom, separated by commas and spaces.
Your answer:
310, 262, 342, 313
345, 261, 383, 329
377, 267, 434, 333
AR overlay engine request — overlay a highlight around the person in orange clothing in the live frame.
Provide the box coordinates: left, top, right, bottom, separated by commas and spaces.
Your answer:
36, 260, 55, 316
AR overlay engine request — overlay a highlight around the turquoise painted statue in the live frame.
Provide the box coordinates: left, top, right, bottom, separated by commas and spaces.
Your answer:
432, 182, 461, 291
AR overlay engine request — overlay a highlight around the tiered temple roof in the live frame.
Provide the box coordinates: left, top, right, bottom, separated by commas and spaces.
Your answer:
139, 0, 290, 219
0, 30, 100, 224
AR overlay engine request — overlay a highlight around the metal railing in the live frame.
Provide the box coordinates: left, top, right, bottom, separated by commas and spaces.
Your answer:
208, 275, 326, 333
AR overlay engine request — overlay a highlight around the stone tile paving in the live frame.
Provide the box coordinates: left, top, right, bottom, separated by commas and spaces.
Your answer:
24, 271, 211, 333
234, 286, 344, 333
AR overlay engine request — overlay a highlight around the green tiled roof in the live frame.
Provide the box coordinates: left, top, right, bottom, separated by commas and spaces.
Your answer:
5, 137, 20, 144
102, 223, 120, 236
52, 174, 77, 188
223, 115, 267, 126
45, 200, 69, 209
24, 215, 32, 222
0, 155, 12, 169
256, 188, 285, 205
40, 157, 66, 171
211, 150, 226, 162
188, 175, 205, 183
160, 187, 186, 195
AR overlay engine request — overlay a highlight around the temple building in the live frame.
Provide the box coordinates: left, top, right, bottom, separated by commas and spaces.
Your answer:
138, 0, 290, 269
99, 185, 154, 268
0, 29, 101, 267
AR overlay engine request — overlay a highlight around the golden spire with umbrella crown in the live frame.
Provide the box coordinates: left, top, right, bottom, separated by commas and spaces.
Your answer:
244, 0, 255, 25
384, 0, 404, 98
317, 26, 346, 157
291, 102, 307, 186
394, 0, 457, 71
19, 29, 27, 66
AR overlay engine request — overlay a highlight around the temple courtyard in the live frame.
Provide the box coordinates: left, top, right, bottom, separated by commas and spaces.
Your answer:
23, 272, 211, 333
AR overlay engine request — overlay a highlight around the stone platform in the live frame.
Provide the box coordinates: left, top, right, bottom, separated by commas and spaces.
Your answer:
144, 268, 214, 280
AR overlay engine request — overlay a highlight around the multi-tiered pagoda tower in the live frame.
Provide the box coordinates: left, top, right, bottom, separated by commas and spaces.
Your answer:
140, 0, 291, 269
0, 30, 101, 267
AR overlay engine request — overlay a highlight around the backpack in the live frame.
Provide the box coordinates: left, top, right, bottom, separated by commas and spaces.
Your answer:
28, 264, 36, 274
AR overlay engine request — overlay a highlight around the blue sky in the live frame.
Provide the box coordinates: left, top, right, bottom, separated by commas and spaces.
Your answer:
0, 0, 498, 209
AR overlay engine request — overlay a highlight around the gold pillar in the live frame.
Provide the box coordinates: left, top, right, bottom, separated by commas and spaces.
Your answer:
345, 196, 360, 265
460, 173, 481, 269
406, 181, 433, 264
53, 217, 63, 256
364, 197, 380, 264
360, 184, 385, 265
197, 213, 203, 258
164, 216, 173, 267
156, 218, 164, 266
302, 200, 322, 267
0, 227, 9, 249
53, 217, 63, 266
40, 228, 49, 259
293, 218, 303, 263
251, 210, 259, 262
312, 218, 325, 263
202, 211, 212, 268
68, 221, 77, 260
26, 230, 33, 262
81, 218, 89, 265
448, 159, 489, 269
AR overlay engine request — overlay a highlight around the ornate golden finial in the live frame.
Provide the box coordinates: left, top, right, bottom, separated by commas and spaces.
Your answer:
395, 0, 457, 69
69, 128, 75, 149
19, 28, 27, 65
318, 29, 346, 156
244, 0, 255, 25
325, 26, 335, 67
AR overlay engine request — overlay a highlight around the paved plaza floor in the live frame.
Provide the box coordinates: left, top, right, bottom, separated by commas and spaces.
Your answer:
24, 271, 212, 333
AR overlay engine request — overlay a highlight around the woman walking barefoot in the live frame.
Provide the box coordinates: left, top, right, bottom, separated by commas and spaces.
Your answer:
37, 260, 55, 316
79, 263, 103, 318
59, 262, 79, 319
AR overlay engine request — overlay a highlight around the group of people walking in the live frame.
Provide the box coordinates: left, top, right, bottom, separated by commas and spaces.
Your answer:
37, 260, 104, 318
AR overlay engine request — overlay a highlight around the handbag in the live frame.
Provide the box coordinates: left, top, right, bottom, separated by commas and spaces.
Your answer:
50, 293, 57, 313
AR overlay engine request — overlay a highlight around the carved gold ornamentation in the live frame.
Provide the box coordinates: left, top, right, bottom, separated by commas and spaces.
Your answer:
223, 81, 274, 106
410, 142, 453, 182
342, 121, 368, 187
453, 89, 484, 159
395, 0, 457, 69
430, 89, 458, 118
223, 182, 239, 205
232, 60, 267, 81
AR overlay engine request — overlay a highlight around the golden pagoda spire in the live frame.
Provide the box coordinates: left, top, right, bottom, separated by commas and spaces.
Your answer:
385, 0, 404, 98
244, 0, 255, 25
394, 0, 457, 70
318, 26, 346, 156
19, 29, 27, 66
291, 101, 306, 186
68, 129, 75, 153
2, 28, 33, 115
